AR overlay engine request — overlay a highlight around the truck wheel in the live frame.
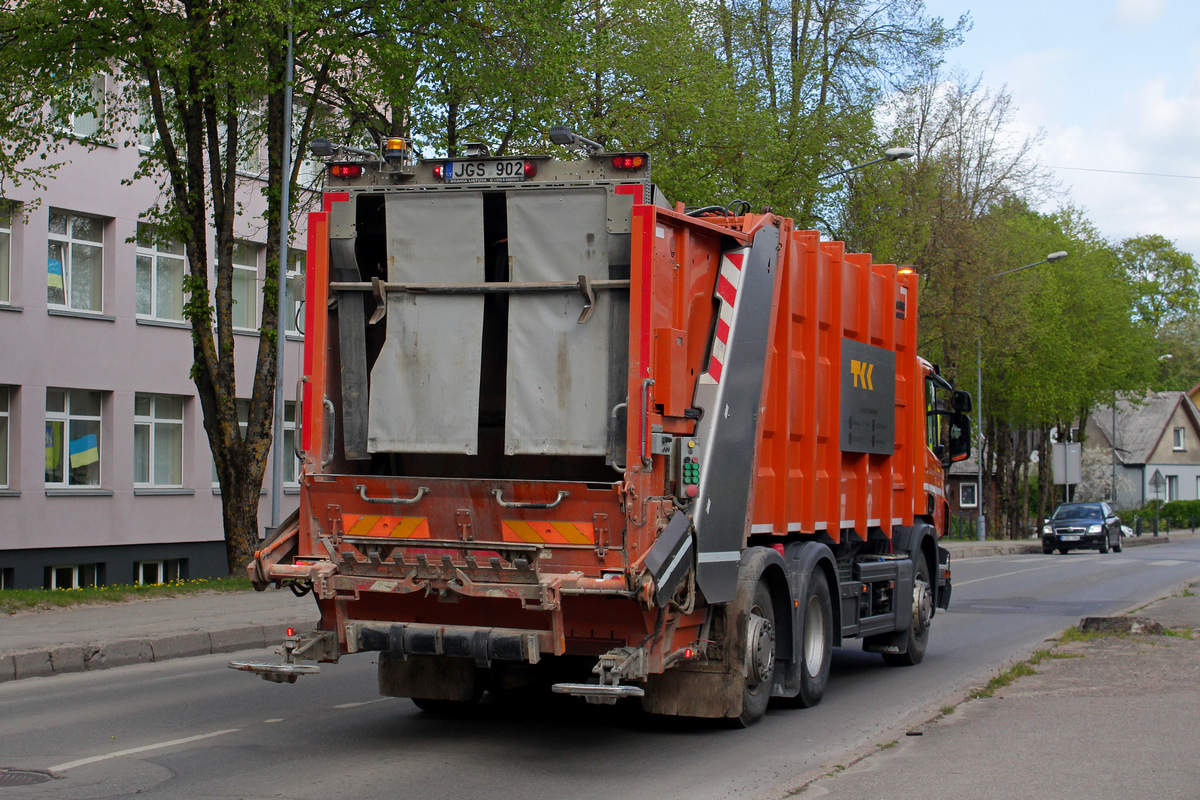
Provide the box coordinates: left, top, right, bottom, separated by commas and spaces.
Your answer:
882, 555, 932, 667
735, 580, 776, 727
795, 569, 833, 707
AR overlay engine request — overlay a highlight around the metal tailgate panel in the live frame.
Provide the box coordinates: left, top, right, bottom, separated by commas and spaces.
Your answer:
504, 189, 612, 455
368, 193, 486, 454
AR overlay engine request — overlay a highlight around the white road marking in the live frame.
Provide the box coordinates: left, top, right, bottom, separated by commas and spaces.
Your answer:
1147, 560, 1190, 567
332, 698, 389, 709
50, 728, 243, 772
954, 562, 1070, 587
264, 718, 285, 724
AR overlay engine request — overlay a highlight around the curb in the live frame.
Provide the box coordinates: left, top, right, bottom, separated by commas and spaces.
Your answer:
946, 535, 1172, 559
0, 622, 312, 683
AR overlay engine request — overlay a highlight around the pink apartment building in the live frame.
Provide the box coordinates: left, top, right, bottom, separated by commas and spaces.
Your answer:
0, 93, 308, 589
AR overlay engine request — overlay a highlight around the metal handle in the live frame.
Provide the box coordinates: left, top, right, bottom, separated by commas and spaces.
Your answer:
492, 489, 569, 509
294, 378, 306, 461
356, 484, 429, 505
322, 398, 335, 467
640, 378, 655, 466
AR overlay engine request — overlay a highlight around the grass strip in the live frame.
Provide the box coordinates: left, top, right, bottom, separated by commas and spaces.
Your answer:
1, 577, 253, 615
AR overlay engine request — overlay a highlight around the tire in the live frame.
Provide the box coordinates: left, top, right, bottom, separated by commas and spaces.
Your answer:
795, 570, 833, 707
882, 555, 932, 667
1042, 546, 1053, 555
734, 580, 777, 727
1099, 535, 1110, 554
1114, 533, 1123, 553
1058, 548, 1069, 555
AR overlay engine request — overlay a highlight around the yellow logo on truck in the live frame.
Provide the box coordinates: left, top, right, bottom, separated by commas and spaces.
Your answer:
342, 514, 430, 539
501, 521, 594, 545
850, 359, 874, 390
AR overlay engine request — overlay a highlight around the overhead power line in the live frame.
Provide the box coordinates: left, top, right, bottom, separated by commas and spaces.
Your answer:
1046, 165, 1200, 180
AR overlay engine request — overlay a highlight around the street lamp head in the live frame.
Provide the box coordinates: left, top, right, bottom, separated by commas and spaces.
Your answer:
885, 147, 916, 162
1046, 251, 1069, 262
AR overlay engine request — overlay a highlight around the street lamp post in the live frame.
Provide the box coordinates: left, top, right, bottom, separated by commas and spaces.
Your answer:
975, 251, 1069, 541
819, 147, 916, 181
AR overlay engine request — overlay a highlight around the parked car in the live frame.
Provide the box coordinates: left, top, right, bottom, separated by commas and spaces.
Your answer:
1042, 502, 1123, 554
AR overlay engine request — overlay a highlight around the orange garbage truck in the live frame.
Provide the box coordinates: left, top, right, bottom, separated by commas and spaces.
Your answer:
236, 130, 972, 726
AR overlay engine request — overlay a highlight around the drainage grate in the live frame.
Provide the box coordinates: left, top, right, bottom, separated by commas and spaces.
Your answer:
0, 768, 54, 787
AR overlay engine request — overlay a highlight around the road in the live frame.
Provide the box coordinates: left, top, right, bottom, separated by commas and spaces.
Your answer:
3, 538, 1198, 800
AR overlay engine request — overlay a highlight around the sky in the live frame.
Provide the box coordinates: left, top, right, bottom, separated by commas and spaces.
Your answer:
923, 0, 1200, 257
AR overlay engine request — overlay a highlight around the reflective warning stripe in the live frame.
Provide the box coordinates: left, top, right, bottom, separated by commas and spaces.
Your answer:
342, 514, 430, 539
700, 248, 748, 386
501, 521, 594, 545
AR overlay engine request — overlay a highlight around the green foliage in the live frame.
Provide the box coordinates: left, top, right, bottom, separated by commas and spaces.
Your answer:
1118, 234, 1199, 330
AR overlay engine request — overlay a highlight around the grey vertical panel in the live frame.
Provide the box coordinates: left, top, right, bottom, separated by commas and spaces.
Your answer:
367, 193, 485, 454
693, 226, 781, 604
505, 189, 611, 455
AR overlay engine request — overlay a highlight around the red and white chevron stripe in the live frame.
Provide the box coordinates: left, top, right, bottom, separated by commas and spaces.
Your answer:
699, 248, 749, 385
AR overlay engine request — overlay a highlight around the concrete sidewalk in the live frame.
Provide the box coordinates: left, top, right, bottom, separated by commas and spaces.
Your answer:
0, 532, 1183, 684
785, 577, 1200, 799
0, 588, 317, 682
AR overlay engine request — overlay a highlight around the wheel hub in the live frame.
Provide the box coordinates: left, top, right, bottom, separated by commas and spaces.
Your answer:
912, 577, 933, 634
746, 612, 775, 685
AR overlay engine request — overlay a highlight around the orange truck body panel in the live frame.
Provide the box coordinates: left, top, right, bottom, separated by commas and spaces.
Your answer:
249, 153, 963, 714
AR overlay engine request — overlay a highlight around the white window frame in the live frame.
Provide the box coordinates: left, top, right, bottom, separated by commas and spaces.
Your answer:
134, 393, 185, 488
1167, 474, 1179, 502
48, 209, 104, 312
283, 400, 300, 485
0, 385, 9, 489
49, 564, 82, 590
56, 73, 108, 139
0, 202, 12, 305
1172, 427, 1185, 451
136, 223, 187, 321
46, 388, 103, 488
135, 558, 184, 586
285, 250, 305, 336
959, 481, 978, 509
231, 241, 260, 331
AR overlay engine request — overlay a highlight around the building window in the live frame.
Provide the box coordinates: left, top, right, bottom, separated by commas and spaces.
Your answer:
232, 241, 259, 330
0, 568, 13, 590
134, 393, 184, 487
54, 74, 107, 139
135, 558, 186, 585
1167, 475, 1179, 502
0, 385, 9, 489
959, 482, 978, 509
46, 388, 102, 487
136, 223, 187, 321
48, 210, 104, 312
0, 202, 12, 304
1172, 427, 1185, 451
284, 401, 300, 484
286, 250, 305, 335
46, 562, 104, 590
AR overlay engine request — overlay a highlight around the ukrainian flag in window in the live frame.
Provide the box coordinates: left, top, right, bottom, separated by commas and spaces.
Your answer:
69, 433, 99, 468
48, 256, 64, 289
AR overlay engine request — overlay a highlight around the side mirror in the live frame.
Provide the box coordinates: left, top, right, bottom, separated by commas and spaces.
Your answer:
946, 413, 971, 465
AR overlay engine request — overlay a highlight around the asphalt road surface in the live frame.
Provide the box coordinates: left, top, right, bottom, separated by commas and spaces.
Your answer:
3, 538, 1198, 800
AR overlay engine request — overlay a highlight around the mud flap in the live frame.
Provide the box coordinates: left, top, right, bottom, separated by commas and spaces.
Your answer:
378, 653, 480, 701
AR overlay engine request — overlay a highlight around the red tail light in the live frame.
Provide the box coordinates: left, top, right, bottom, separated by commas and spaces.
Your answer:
524, 160, 538, 179
329, 163, 363, 178
611, 155, 645, 170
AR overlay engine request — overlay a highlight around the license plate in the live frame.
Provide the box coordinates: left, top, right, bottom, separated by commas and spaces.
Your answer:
1061, 535, 1080, 541
443, 159, 526, 183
